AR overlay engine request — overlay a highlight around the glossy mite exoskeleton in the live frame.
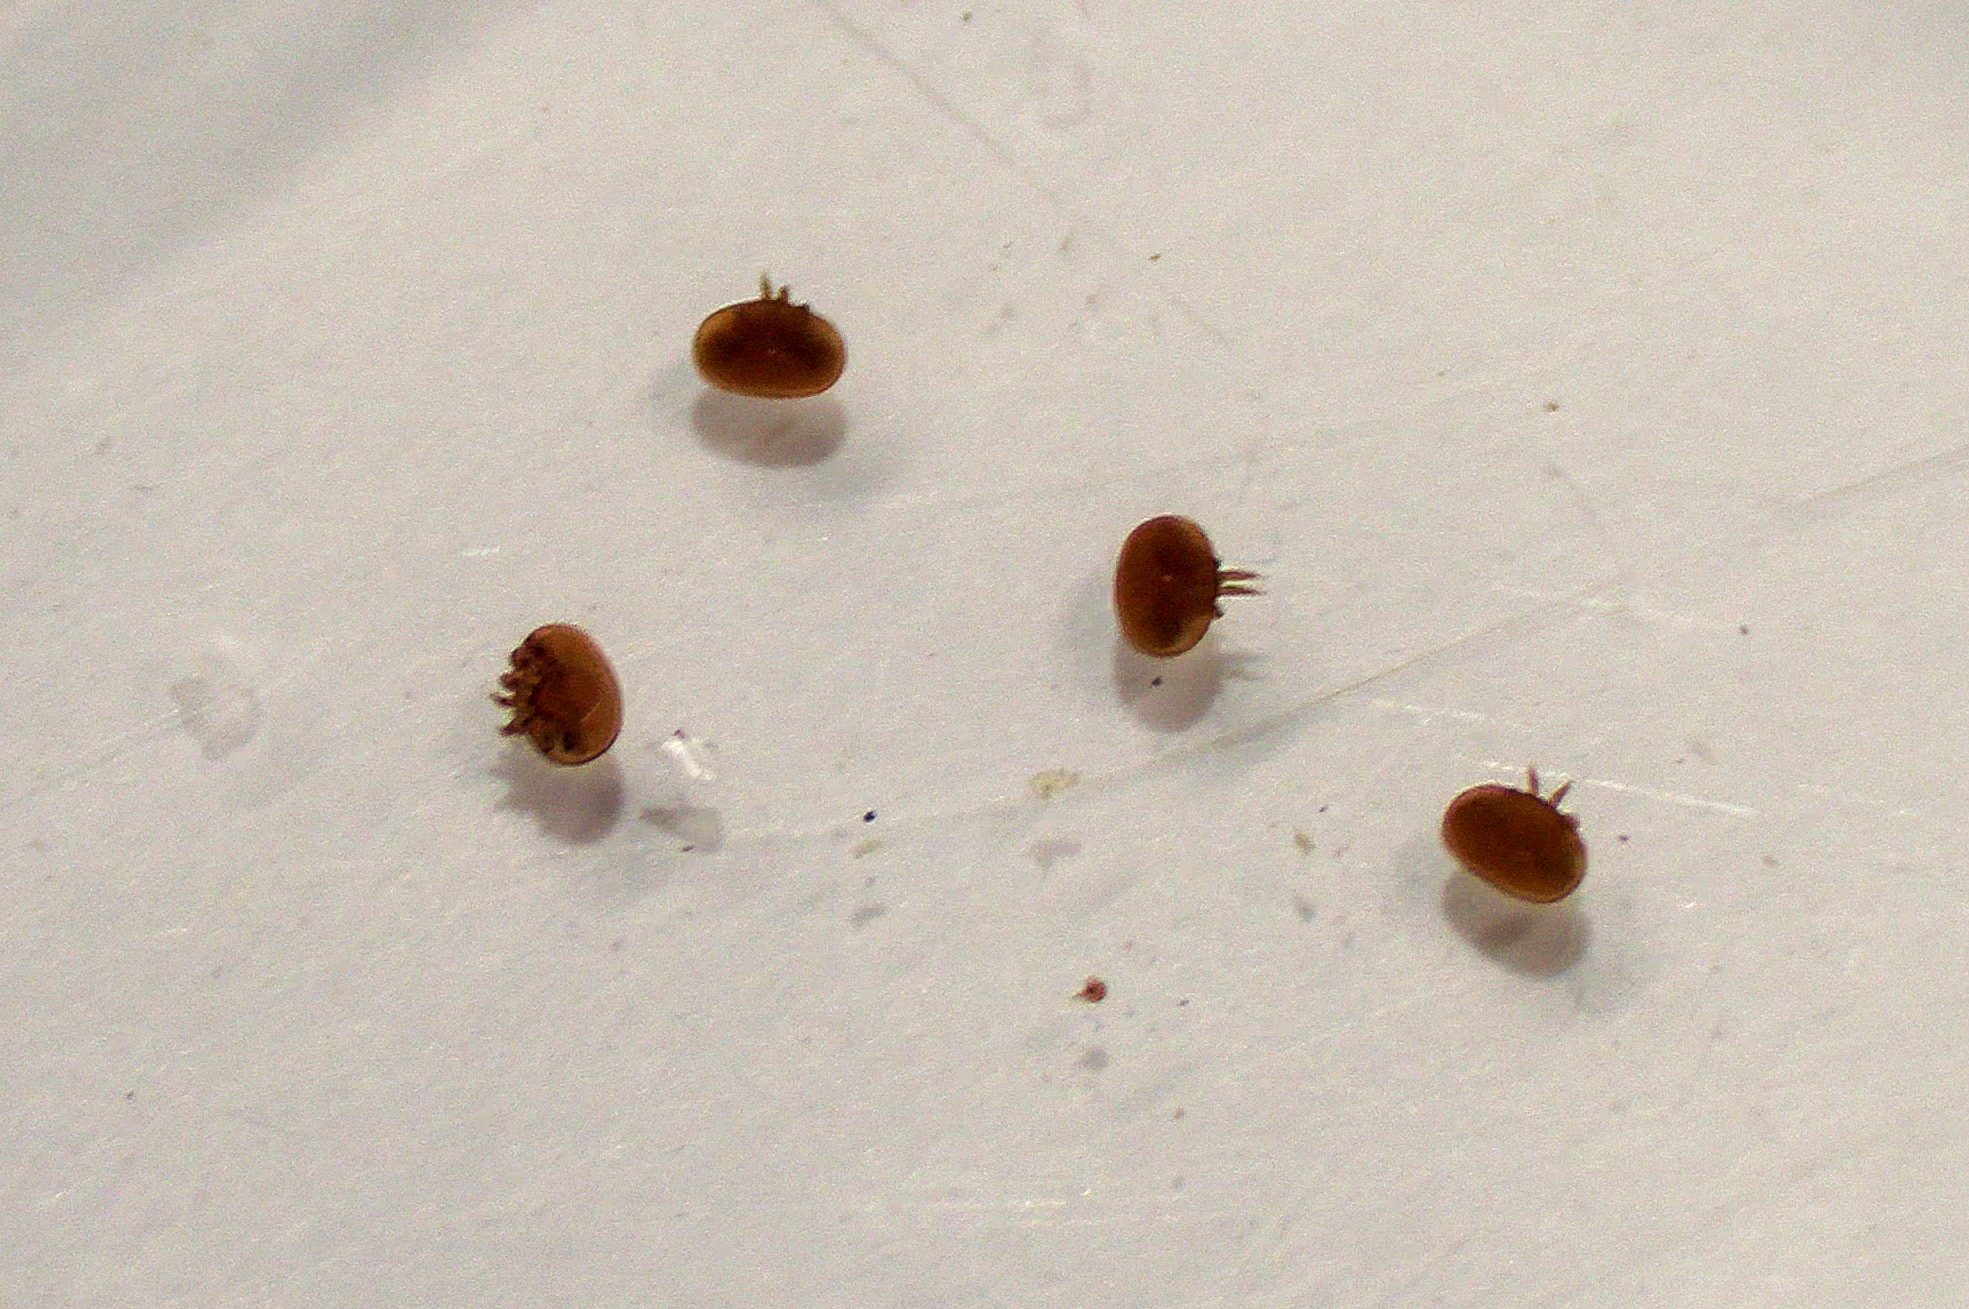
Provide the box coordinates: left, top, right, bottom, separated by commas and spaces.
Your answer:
494, 624, 623, 765
692, 276, 847, 399
1112, 515, 1259, 657
1440, 767, 1587, 903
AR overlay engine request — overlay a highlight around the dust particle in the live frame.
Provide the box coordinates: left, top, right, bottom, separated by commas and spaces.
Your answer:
1292, 828, 1313, 855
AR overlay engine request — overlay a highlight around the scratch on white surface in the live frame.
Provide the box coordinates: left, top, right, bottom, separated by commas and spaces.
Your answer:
3, 639, 320, 812
1369, 697, 1524, 730
1580, 779, 1756, 818
1490, 584, 1726, 632
0, 710, 181, 812
457, 546, 501, 558
1788, 437, 1969, 519
1363, 1235, 1476, 1309
805, 0, 1238, 358
1542, 460, 1631, 583
1482, 767, 1759, 818
647, 592, 1591, 852
1200, 592, 1585, 758
525, 592, 1588, 856
877, 1193, 1228, 1230
1793, 781, 1917, 818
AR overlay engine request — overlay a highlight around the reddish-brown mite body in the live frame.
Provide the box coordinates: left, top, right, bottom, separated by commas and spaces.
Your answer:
692, 276, 846, 398
1112, 515, 1260, 657
1440, 767, 1587, 903
493, 624, 623, 765
1074, 977, 1108, 1003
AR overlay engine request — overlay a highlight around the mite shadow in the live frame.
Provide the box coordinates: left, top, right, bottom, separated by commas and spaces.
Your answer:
1440, 868, 1591, 977
690, 389, 847, 467
492, 745, 625, 845
1111, 633, 1261, 732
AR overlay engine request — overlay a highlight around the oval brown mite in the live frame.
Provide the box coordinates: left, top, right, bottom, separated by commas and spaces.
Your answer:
1112, 515, 1260, 657
692, 276, 846, 398
492, 624, 623, 765
1440, 767, 1587, 903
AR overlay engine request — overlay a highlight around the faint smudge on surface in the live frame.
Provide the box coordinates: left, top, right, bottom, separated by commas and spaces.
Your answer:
1028, 768, 1080, 801
643, 804, 724, 853
168, 651, 261, 759
1027, 837, 1080, 871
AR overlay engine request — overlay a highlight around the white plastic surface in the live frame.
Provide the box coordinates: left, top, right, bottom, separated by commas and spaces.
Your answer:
5, 2, 1968, 1304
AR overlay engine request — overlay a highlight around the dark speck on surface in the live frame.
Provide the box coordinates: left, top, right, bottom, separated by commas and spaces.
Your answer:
862, 810, 876, 823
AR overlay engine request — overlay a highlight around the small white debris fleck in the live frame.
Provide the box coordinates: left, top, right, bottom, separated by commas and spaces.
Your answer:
660, 730, 719, 782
